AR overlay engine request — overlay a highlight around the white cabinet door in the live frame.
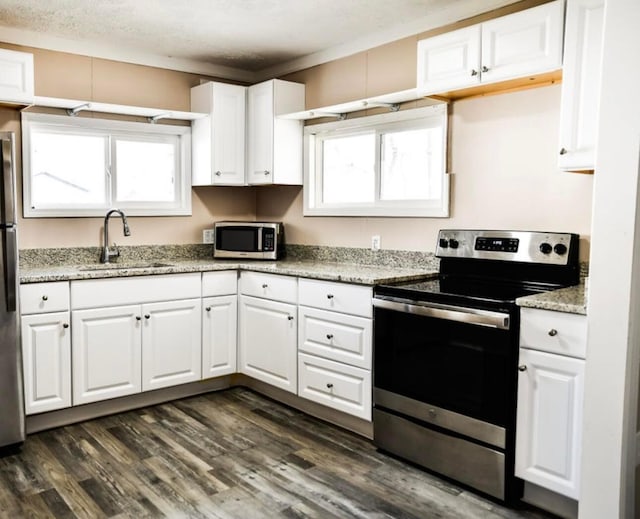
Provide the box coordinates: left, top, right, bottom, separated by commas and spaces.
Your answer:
515, 348, 584, 499
142, 298, 202, 391
481, 0, 564, 85
247, 79, 304, 185
202, 295, 237, 378
558, 0, 605, 171
416, 25, 481, 95
72, 306, 142, 405
191, 81, 246, 185
0, 48, 34, 104
21, 312, 71, 414
239, 295, 297, 393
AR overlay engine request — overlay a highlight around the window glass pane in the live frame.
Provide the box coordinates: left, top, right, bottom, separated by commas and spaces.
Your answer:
30, 131, 106, 206
380, 127, 443, 201
115, 139, 176, 202
321, 133, 375, 204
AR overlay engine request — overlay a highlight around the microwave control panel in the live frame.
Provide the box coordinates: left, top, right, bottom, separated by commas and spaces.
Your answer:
262, 228, 275, 251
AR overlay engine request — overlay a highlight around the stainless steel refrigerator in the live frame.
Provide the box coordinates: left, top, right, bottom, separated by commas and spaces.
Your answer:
0, 131, 24, 449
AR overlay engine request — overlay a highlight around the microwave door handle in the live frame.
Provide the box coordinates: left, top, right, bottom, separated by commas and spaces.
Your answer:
257, 228, 262, 251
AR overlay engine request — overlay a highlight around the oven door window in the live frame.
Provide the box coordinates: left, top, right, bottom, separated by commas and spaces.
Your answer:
374, 306, 514, 427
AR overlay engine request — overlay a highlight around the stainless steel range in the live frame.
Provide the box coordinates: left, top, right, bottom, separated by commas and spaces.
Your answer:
372, 230, 580, 502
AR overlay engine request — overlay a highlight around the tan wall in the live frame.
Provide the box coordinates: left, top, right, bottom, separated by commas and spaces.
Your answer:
0, 43, 256, 249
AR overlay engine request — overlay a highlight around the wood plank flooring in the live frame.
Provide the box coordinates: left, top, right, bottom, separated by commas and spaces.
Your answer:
0, 388, 558, 518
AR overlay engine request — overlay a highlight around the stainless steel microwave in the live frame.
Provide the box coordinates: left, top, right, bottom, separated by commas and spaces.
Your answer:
213, 221, 284, 260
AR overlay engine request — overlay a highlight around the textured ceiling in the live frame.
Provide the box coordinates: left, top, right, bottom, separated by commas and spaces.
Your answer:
0, 0, 519, 80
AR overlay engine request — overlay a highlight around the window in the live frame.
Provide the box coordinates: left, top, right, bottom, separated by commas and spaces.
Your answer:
21, 112, 191, 217
304, 105, 449, 217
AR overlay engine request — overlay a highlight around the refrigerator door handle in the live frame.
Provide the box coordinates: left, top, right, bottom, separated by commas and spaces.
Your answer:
1, 136, 16, 225
3, 226, 17, 312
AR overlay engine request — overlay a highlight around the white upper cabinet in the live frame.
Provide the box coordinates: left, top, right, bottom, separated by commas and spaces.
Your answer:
247, 79, 305, 185
417, 0, 564, 96
558, 0, 605, 172
191, 81, 247, 185
0, 48, 34, 105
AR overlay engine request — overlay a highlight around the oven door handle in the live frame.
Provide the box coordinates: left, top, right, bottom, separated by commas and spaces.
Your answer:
372, 296, 510, 330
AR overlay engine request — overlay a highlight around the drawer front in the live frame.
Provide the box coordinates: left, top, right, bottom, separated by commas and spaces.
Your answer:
239, 271, 297, 304
20, 282, 70, 314
299, 305, 372, 369
298, 353, 371, 421
298, 278, 372, 318
71, 273, 201, 310
202, 271, 238, 297
520, 308, 587, 359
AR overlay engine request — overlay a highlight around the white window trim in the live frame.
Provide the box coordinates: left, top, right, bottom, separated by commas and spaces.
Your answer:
303, 105, 450, 217
21, 112, 192, 217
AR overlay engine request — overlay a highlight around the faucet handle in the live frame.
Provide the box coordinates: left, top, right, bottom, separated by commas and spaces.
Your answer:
111, 242, 120, 258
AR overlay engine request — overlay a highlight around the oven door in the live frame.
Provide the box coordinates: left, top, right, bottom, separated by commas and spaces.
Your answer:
373, 296, 517, 434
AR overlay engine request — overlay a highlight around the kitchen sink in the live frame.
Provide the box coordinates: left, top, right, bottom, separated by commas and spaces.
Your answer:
78, 262, 175, 271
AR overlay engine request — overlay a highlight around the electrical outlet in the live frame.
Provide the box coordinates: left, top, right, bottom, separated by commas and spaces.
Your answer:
371, 235, 381, 251
202, 229, 214, 244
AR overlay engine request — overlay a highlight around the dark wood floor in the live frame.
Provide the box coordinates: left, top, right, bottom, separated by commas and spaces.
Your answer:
0, 388, 557, 518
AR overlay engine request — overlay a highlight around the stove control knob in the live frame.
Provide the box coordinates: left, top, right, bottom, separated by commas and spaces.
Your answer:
439, 238, 448, 248
539, 242, 552, 254
554, 243, 568, 255
448, 239, 459, 249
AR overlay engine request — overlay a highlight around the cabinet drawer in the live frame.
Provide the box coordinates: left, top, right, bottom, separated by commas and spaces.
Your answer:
20, 282, 70, 314
299, 306, 371, 369
202, 271, 237, 297
71, 273, 201, 309
298, 278, 372, 318
298, 353, 371, 420
239, 271, 297, 303
520, 308, 587, 359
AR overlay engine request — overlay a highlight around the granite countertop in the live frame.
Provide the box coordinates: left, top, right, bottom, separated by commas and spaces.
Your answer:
516, 282, 587, 315
19, 258, 438, 286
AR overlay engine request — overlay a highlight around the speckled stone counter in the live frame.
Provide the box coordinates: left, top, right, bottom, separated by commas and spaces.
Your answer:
516, 283, 587, 315
19, 244, 439, 286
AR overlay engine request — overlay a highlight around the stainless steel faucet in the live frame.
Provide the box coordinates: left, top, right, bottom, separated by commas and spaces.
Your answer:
101, 209, 131, 263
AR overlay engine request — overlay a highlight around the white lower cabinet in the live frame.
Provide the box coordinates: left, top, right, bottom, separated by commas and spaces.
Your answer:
72, 305, 142, 405
239, 294, 297, 393
515, 307, 587, 500
142, 299, 202, 391
21, 311, 71, 414
202, 295, 237, 378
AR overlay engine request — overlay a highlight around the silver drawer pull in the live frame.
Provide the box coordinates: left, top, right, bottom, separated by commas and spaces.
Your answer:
144, 314, 150, 320
470, 69, 478, 76
62, 323, 69, 329
214, 171, 222, 176
205, 307, 211, 312
42, 295, 48, 301
548, 329, 558, 337
481, 65, 489, 73
326, 294, 334, 300
326, 383, 334, 389
262, 283, 268, 289
287, 315, 294, 321
326, 334, 334, 340
136, 316, 142, 321
264, 170, 270, 176
518, 365, 527, 372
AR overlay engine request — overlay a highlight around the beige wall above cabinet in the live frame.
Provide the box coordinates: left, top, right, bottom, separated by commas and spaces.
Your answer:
247, 79, 305, 185
0, 48, 34, 105
191, 81, 247, 186
558, 0, 605, 172
416, 0, 564, 97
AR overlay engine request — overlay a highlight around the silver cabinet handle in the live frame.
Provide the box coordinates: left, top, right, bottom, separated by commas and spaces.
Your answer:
205, 306, 211, 312
548, 329, 558, 337
470, 69, 478, 76
326, 334, 334, 340
326, 383, 334, 389
62, 323, 69, 329
214, 171, 222, 176
326, 294, 334, 299
144, 314, 150, 320
287, 315, 294, 321
42, 295, 48, 301
518, 365, 527, 372
559, 148, 568, 155
136, 316, 142, 321
481, 65, 489, 73
264, 170, 270, 176
262, 283, 268, 289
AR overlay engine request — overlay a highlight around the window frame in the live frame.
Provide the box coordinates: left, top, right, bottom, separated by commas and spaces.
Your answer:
21, 112, 192, 217
303, 104, 449, 217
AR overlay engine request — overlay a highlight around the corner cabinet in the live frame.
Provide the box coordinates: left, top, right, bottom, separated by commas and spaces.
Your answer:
20, 282, 72, 415
558, 0, 605, 172
191, 81, 247, 185
238, 272, 298, 392
417, 0, 564, 96
0, 48, 34, 105
247, 79, 305, 185
515, 307, 587, 500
